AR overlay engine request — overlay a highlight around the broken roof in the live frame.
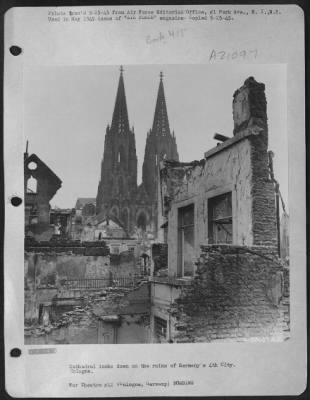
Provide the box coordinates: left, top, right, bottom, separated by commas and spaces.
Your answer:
75, 198, 96, 209
25, 153, 62, 187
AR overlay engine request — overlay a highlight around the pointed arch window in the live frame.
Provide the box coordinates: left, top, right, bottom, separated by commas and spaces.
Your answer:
111, 207, 119, 217
119, 176, 124, 197
121, 208, 129, 230
118, 122, 124, 133
27, 176, 38, 194
137, 213, 147, 232
118, 145, 126, 165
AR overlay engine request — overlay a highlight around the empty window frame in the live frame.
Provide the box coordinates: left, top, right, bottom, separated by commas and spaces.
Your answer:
27, 176, 37, 194
208, 192, 233, 244
154, 316, 167, 339
178, 204, 195, 277
29, 205, 38, 225
111, 245, 120, 255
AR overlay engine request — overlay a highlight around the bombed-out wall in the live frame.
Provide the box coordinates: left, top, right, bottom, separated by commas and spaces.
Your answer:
24, 152, 62, 241
169, 244, 289, 343
159, 77, 277, 278
163, 138, 255, 278
25, 241, 139, 289
25, 253, 111, 288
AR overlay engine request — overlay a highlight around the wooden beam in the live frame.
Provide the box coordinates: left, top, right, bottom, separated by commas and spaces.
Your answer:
213, 133, 230, 142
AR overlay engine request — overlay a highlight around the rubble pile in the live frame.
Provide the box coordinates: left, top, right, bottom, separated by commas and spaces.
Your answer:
25, 282, 148, 341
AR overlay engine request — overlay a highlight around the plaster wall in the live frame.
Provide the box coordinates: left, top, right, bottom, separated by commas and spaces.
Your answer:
167, 139, 253, 277
25, 251, 138, 288
150, 282, 182, 343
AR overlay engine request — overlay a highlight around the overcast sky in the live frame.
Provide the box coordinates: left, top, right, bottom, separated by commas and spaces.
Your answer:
24, 64, 287, 209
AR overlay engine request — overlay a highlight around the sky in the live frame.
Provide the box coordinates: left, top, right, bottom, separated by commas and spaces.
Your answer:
23, 64, 287, 209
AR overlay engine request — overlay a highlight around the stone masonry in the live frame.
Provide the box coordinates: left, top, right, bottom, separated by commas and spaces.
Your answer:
154, 77, 289, 343
169, 245, 289, 343
233, 77, 277, 246
96, 67, 179, 236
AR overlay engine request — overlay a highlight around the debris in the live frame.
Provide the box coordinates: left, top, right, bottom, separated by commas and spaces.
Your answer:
99, 315, 120, 323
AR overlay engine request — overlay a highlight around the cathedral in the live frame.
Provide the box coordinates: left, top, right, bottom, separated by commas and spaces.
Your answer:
96, 67, 179, 237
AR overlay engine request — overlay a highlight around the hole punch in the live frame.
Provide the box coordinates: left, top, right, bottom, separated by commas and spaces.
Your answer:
10, 348, 21, 357
11, 197, 22, 207
9, 46, 22, 56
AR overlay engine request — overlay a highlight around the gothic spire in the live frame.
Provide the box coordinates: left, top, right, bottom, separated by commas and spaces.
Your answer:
111, 66, 130, 132
151, 71, 171, 136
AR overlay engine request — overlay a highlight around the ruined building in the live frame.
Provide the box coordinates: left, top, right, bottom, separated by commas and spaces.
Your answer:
96, 68, 179, 237
24, 76, 290, 345
150, 77, 290, 343
70, 197, 97, 240
24, 149, 62, 240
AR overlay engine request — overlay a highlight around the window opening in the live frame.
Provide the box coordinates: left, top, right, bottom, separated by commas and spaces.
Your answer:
154, 316, 167, 339
121, 208, 129, 230
119, 177, 124, 197
27, 176, 37, 194
137, 213, 147, 231
178, 204, 195, 277
111, 207, 119, 217
28, 161, 38, 171
208, 192, 233, 244
111, 245, 120, 255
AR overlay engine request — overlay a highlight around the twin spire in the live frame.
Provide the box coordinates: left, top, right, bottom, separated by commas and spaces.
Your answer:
111, 66, 171, 137
151, 71, 170, 136
111, 66, 130, 132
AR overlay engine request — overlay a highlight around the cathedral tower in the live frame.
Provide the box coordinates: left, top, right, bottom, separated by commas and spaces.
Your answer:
96, 67, 138, 234
141, 72, 179, 199
135, 72, 179, 236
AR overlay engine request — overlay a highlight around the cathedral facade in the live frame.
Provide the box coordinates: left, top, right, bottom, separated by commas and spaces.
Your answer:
96, 68, 179, 237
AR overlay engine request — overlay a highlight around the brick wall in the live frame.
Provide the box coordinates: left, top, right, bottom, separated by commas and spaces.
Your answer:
25, 238, 110, 256
170, 244, 289, 342
233, 77, 277, 248
250, 136, 277, 247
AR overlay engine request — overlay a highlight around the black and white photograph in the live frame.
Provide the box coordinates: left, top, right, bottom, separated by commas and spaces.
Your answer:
23, 64, 290, 345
